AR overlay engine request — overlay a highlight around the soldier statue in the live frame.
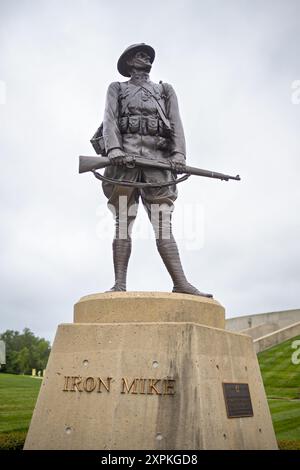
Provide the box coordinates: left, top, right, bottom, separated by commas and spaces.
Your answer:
99, 43, 212, 297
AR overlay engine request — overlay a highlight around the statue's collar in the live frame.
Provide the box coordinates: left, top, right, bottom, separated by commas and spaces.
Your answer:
129, 72, 150, 84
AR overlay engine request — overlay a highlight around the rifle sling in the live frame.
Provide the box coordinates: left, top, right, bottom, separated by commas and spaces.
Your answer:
92, 169, 189, 188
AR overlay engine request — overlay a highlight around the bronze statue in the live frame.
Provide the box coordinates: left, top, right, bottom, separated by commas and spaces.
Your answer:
81, 44, 240, 297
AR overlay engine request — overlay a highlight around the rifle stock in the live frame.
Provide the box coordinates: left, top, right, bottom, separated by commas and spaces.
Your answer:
79, 155, 110, 173
79, 155, 241, 181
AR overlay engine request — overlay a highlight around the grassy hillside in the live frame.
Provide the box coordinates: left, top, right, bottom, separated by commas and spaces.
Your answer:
258, 335, 300, 441
0, 373, 41, 433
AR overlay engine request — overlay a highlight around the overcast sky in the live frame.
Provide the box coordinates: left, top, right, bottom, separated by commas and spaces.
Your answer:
1, 0, 300, 343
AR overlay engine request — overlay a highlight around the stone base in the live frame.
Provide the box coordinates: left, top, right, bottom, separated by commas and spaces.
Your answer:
24, 293, 277, 450
74, 291, 225, 328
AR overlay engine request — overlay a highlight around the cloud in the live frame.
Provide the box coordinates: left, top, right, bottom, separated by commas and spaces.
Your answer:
1, 0, 299, 342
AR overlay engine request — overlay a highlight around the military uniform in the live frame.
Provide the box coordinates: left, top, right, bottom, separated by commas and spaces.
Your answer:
102, 77, 186, 213
98, 43, 212, 298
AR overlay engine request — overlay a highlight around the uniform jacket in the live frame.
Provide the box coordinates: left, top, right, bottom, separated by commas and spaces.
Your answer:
102, 78, 186, 161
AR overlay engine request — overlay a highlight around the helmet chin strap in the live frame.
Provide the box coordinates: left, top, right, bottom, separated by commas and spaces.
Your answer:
141, 63, 152, 73
128, 62, 152, 75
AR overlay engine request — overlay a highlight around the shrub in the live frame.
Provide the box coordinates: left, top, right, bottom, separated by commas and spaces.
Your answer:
278, 439, 300, 450
0, 431, 26, 450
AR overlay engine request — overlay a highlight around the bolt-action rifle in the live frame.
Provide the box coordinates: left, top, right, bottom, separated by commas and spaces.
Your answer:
79, 155, 241, 189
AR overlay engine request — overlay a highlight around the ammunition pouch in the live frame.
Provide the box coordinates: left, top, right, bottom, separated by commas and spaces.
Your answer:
91, 116, 171, 156
128, 116, 140, 133
118, 115, 171, 138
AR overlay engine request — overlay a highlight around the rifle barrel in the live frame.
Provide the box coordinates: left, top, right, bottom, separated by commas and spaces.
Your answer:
79, 155, 241, 181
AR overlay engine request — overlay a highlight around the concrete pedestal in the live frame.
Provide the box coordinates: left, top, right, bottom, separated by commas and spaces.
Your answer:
24, 292, 277, 450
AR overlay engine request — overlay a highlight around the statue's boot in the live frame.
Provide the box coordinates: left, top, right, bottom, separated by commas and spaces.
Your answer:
156, 237, 213, 298
107, 238, 131, 292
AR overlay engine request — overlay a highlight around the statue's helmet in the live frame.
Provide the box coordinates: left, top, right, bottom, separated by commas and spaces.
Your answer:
117, 43, 155, 77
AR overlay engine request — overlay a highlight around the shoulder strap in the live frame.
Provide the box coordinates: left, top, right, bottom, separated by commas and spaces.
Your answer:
140, 83, 171, 130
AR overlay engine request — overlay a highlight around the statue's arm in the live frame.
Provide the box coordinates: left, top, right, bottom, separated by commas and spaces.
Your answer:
103, 82, 125, 156
164, 83, 186, 160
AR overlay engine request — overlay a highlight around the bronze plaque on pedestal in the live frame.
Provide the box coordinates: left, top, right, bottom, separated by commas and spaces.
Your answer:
222, 383, 253, 418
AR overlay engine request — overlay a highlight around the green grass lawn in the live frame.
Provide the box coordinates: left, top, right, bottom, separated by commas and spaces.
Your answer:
0, 373, 41, 433
258, 335, 300, 442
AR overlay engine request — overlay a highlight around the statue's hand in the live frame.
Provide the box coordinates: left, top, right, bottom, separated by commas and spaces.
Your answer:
169, 153, 186, 174
108, 148, 127, 166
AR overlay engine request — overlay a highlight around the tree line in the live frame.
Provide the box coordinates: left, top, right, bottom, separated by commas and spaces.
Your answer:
0, 328, 51, 375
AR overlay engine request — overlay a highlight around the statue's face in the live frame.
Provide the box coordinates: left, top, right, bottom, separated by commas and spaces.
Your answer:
127, 51, 152, 73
